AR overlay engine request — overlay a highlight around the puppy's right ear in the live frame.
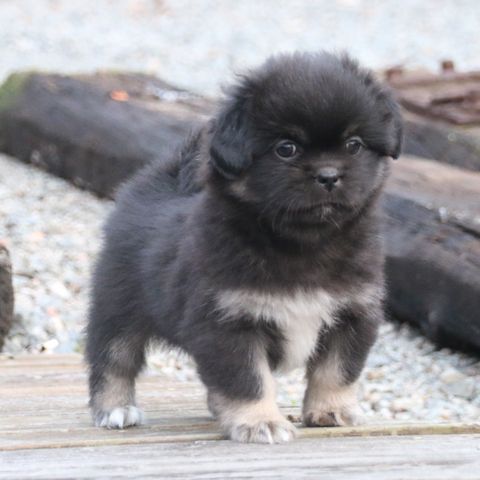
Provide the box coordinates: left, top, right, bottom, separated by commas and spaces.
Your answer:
209, 97, 252, 179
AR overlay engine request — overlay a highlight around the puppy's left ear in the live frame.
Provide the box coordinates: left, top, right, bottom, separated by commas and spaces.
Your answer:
209, 93, 253, 179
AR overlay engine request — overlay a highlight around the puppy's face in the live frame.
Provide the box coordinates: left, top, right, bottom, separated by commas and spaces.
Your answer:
209, 52, 402, 230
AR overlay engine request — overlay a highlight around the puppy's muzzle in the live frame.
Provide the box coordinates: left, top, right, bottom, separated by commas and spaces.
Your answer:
315, 167, 342, 192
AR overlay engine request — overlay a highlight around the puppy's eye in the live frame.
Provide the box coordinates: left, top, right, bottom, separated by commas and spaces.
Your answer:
345, 137, 364, 156
275, 141, 298, 159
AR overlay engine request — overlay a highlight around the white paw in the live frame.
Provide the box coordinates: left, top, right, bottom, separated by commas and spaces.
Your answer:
229, 419, 297, 444
95, 406, 145, 429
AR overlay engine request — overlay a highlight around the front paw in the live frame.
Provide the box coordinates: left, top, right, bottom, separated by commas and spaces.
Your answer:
229, 418, 297, 444
303, 405, 363, 427
94, 405, 145, 429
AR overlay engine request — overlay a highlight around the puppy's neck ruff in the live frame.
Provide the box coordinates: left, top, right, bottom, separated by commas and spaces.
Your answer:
217, 288, 335, 372
215, 285, 382, 372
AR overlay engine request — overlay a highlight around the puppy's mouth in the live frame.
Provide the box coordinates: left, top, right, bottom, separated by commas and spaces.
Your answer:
286, 201, 347, 215
274, 201, 351, 227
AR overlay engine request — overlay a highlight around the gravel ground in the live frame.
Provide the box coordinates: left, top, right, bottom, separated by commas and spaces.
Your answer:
1, 153, 479, 423
1, 0, 480, 95
0, 154, 112, 354
1, 0, 479, 423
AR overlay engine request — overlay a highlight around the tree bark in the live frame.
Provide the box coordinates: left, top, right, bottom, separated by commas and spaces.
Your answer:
0, 72, 213, 198
402, 112, 480, 173
385, 157, 480, 352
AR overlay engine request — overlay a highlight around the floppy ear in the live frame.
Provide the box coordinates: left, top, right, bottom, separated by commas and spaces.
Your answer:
209, 96, 252, 179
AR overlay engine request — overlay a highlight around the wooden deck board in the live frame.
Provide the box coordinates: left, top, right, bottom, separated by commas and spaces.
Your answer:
2, 435, 480, 480
1, 354, 479, 479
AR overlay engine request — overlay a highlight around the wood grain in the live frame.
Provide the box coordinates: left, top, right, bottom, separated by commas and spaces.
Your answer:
2, 434, 480, 479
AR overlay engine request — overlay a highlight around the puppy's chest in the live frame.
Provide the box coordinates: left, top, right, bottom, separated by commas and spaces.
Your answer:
216, 289, 342, 372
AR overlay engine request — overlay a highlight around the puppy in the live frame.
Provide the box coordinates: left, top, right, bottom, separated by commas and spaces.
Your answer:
86, 51, 402, 444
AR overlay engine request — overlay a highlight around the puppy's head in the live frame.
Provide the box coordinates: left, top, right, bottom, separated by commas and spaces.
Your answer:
209, 52, 402, 229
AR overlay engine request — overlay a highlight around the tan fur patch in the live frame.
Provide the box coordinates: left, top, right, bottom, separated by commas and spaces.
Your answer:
303, 353, 360, 426
229, 179, 251, 199
210, 361, 278, 423
93, 374, 135, 412
216, 285, 382, 372
216, 288, 339, 371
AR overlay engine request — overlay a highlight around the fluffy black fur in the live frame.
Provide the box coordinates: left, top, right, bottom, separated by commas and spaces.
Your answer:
86, 51, 402, 441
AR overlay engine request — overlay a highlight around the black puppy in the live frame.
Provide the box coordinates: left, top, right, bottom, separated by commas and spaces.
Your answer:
86, 52, 402, 444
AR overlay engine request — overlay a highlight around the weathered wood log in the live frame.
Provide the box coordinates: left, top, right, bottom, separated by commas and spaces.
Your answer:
385, 157, 480, 351
0, 73, 479, 353
0, 244, 14, 351
402, 112, 480, 172
1, 72, 480, 201
0, 72, 213, 198
385, 66, 480, 172
1, 70, 480, 195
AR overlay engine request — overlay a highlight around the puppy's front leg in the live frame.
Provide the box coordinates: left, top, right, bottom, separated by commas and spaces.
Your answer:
193, 327, 296, 444
303, 305, 380, 427
207, 361, 296, 444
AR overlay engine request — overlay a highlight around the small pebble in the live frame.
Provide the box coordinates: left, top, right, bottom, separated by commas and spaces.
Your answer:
440, 367, 466, 384
441, 378, 477, 400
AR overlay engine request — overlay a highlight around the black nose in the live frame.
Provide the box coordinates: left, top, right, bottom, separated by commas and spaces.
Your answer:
316, 167, 341, 192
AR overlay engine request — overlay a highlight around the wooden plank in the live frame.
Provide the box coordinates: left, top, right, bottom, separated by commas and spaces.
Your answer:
4, 418, 480, 453
1, 354, 480, 478
1, 354, 479, 450
1, 435, 480, 480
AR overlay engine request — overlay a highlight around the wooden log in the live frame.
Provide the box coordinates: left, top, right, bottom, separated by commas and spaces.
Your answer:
0, 73, 479, 352
0, 244, 14, 351
385, 157, 480, 351
0, 72, 213, 198
385, 67, 480, 172
402, 112, 480, 172
1, 71, 480, 201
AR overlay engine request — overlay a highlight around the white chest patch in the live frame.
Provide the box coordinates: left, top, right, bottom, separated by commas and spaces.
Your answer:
216, 289, 343, 372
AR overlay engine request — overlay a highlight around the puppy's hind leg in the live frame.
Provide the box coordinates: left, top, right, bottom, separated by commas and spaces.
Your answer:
86, 320, 150, 429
